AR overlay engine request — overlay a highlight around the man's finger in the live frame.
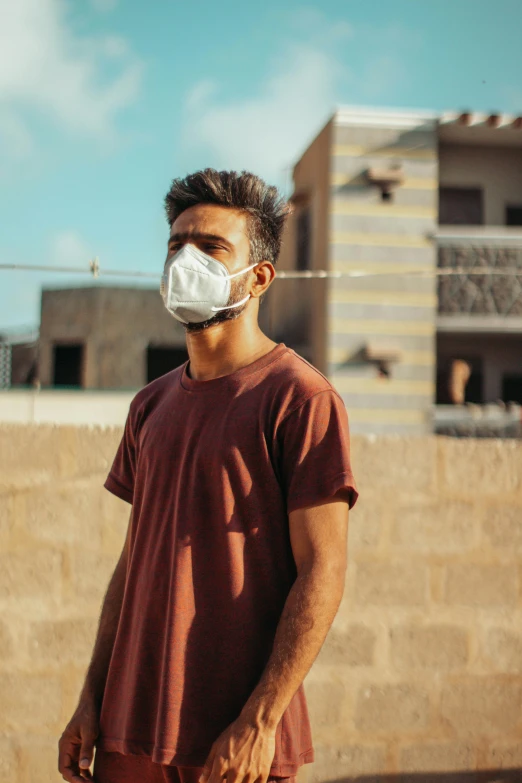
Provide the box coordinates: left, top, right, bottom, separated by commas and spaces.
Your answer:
206, 754, 228, 783
199, 748, 215, 783
59, 750, 85, 783
79, 731, 95, 772
225, 768, 242, 783
58, 744, 77, 780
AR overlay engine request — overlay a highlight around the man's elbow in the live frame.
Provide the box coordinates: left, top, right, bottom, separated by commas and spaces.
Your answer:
302, 556, 347, 606
326, 562, 347, 607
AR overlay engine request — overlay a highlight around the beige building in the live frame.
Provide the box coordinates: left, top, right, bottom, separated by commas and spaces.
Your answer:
271, 106, 522, 435
15, 108, 522, 437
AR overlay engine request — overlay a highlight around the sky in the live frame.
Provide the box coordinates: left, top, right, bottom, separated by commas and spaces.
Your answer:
1, 0, 522, 332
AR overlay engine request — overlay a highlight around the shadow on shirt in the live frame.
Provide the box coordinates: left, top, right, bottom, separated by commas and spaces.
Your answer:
174, 457, 298, 763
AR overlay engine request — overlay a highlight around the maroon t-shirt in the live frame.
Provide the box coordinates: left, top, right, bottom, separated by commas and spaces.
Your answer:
98, 343, 358, 775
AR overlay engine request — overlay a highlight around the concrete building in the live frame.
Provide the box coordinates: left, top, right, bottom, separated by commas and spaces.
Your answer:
35, 282, 275, 392
37, 286, 189, 390
272, 106, 522, 435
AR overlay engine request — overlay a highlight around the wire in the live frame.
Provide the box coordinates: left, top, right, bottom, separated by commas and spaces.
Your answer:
0, 262, 159, 280
2, 261, 522, 279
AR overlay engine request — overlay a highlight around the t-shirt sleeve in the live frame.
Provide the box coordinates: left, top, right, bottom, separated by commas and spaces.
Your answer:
104, 406, 137, 504
278, 390, 358, 513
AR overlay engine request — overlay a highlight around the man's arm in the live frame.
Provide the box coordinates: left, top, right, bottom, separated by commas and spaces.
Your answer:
201, 493, 349, 783
58, 511, 132, 783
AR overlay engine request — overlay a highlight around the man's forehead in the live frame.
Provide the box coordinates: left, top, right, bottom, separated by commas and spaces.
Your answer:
171, 204, 248, 238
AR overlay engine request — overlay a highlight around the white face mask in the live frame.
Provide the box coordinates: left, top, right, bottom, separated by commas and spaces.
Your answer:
160, 244, 256, 325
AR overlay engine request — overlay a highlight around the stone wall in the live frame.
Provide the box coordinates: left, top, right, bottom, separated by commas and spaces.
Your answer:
0, 424, 521, 782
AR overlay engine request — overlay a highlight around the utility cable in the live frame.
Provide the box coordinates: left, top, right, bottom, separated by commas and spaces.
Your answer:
1, 262, 522, 279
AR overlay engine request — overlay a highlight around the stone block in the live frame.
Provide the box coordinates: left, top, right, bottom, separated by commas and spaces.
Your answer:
0, 424, 122, 488
20, 736, 61, 783
309, 744, 387, 781
355, 683, 431, 732
443, 564, 518, 607
0, 493, 15, 536
390, 625, 468, 671
0, 673, 62, 731
25, 484, 102, 548
399, 742, 475, 772
440, 680, 522, 735
481, 627, 522, 673
71, 425, 122, 477
0, 424, 62, 483
483, 507, 522, 550
68, 549, 117, 603
306, 681, 345, 729
351, 436, 436, 495
440, 438, 522, 498
0, 735, 19, 782
0, 548, 62, 601
489, 743, 522, 768
354, 562, 427, 606
28, 618, 98, 665
347, 499, 382, 551
101, 489, 131, 554
391, 502, 476, 552
317, 625, 376, 667
0, 617, 14, 660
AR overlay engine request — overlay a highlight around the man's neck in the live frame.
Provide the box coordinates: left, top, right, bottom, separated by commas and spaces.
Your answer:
185, 316, 277, 382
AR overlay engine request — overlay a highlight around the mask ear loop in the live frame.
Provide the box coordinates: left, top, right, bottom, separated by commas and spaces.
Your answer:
225, 262, 257, 279
211, 262, 258, 312
211, 293, 251, 313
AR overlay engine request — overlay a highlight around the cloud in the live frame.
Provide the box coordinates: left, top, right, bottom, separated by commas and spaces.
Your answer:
0, 0, 142, 154
183, 42, 343, 187
359, 54, 409, 100
50, 230, 93, 268
181, 11, 416, 187
0, 108, 33, 159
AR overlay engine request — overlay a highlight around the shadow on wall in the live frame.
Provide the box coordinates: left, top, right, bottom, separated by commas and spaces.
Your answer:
323, 770, 522, 783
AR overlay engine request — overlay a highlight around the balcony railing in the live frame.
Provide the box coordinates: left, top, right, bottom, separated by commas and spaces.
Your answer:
435, 402, 522, 438
436, 229, 522, 316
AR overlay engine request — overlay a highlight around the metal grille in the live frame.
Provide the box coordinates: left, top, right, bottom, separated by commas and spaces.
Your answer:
0, 342, 12, 389
435, 404, 522, 439
438, 245, 522, 315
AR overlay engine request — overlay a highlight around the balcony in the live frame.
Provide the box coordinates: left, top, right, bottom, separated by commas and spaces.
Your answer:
434, 402, 522, 438
436, 228, 522, 332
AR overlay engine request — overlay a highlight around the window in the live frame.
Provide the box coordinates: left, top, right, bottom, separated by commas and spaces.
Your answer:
147, 346, 189, 383
439, 187, 484, 225
53, 344, 84, 387
502, 374, 522, 404
436, 356, 483, 404
506, 205, 522, 226
296, 208, 311, 271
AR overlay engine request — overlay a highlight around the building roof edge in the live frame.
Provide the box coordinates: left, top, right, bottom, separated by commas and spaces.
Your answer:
334, 105, 439, 129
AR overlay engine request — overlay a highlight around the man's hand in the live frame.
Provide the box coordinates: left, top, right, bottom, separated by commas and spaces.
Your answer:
58, 698, 99, 782
199, 716, 276, 783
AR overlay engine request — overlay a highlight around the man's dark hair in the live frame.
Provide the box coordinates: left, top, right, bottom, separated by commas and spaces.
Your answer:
165, 169, 289, 266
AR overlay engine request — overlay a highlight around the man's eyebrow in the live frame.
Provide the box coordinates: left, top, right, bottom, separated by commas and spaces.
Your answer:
168, 231, 233, 249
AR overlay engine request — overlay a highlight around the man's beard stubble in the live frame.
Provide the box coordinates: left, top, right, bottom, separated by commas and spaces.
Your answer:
183, 276, 250, 334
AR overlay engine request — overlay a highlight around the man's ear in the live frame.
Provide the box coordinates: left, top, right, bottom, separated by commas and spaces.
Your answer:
251, 261, 275, 298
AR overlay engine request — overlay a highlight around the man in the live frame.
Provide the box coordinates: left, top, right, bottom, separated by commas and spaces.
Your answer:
58, 169, 358, 783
